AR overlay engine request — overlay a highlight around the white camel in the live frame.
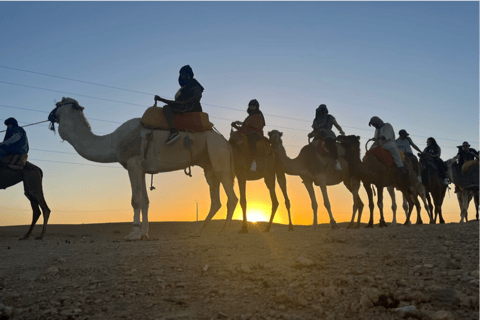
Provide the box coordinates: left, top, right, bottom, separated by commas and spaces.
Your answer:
48, 97, 238, 240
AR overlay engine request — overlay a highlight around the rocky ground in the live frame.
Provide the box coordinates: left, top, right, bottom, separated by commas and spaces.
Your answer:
0, 220, 478, 320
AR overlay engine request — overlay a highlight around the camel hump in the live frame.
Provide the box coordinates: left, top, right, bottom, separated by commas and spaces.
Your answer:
462, 159, 479, 175
141, 106, 213, 132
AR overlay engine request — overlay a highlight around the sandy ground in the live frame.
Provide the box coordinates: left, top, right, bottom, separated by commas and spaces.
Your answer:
0, 220, 478, 320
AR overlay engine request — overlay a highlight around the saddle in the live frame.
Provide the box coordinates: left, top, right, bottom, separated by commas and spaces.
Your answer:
229, 131, 274, 172
141, 106, 213, 132
0, 154, 28, 170
366, 146, 405, 167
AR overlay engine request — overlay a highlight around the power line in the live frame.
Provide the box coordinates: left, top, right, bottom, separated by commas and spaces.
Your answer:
0, 206, 130, 213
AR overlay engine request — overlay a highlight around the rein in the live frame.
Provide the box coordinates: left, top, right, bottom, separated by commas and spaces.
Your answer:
0, 120, 50, 133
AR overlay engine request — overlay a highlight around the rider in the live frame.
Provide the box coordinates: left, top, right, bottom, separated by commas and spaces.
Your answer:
368, 116, 408, 178
396, 129, 422, 154
154, 65, 205, 144
0, 117, 29, 164
307, 104, 345, 171
231, 99, 265, 172
423, 137, 448, 184
396, 129, 422, 182
453, 141, 479, 167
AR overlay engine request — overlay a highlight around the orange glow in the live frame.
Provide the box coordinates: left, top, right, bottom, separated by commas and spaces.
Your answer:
248, 211, 268, 223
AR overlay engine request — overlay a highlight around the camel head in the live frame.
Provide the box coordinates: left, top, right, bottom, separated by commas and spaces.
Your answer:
267, 130, 283, 147
48, 97, 88, 140
336, 135, 361, 159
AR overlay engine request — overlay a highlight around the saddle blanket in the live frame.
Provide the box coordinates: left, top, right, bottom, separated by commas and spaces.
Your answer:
229, 131, 273, 158
0, 154, 28, 170
366, 146, 406, 167
141, 106, 213, 132
462, 160, 478, 175
311, 139, 329, 155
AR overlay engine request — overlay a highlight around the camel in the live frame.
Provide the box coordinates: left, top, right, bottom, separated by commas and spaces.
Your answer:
340, 137, 421, 228
267, 130, 363, 229
229, 128, 293, 233
0, 161, 51, 239
445, 158, 479, 222
48, 97, 238, 240
417, 152, 447, 224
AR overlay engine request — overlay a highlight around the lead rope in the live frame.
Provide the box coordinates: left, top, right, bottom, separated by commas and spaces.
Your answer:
184, 130, 194, 177
0, 120, 50, 133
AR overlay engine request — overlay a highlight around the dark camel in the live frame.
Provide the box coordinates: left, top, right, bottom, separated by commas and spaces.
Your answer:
418, 152, 447, 224
229, 129, 293, 233
446, 159, 479, 222
340, 137, 421, 228
0, 161, 51, 239
268, 131, 363, 229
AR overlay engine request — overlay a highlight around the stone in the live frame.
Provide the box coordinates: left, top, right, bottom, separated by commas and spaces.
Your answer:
324, 287, 338, 299
394, 305, 420, 319
240, 265, 251, 274
431, 310, 454, 320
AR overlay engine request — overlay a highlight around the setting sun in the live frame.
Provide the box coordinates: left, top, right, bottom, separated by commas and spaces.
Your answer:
248, 211, 268, 223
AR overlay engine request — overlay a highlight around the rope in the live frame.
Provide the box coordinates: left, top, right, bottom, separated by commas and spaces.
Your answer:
184, 131, 194, 177
0, 120, 50, 133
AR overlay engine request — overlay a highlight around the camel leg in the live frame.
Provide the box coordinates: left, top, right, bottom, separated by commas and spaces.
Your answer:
387, 186, 398, 227
302, 177, 318, 227
316, 175, 339, 229
434, 187, 446, 224
264, 174, 279, 232
139, 173, 149, 239
276, 171, 293, 231
217, 169, 238, 228
377, 187, 388, 227
364, 184, 375, 228
413, 193, 423, 225
344, 177, 362, 229
417, 184, 433, 224
125, 158, 144, 241
425, 192, 435, 223
198, 168, 222, 235
238, 178, 249, 234
19, 198, 41, 240
458, 189, 469, 223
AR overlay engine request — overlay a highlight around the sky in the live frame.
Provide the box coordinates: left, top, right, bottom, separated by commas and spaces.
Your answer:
0, 2, 478, 227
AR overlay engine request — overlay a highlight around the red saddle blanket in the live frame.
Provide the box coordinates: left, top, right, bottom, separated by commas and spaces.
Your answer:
311, 139, 329, 155
141, 106, 213, 132
366, 146, 394, 167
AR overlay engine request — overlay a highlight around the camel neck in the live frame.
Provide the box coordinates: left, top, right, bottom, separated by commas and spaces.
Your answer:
273, 143, 308, 176
60, 117, 118, 163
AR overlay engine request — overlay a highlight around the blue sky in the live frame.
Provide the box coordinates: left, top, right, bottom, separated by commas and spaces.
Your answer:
0, 2, 478, 226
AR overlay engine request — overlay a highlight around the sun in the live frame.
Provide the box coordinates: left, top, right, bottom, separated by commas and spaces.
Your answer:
248, 211, 268, 223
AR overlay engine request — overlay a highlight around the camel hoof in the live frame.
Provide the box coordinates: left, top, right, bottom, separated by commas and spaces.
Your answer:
263, 227, 271, 233
239, 226, 249, 234
346, 223, 354, 229
390, 223, 397, 227
19, 236, 29, 241
440, 220, 445, 224
365, 224, 374, 229
35, 237, 44, 240
140, 234, 149, 240
288, 226, 294, 232
416, 220, 423, 225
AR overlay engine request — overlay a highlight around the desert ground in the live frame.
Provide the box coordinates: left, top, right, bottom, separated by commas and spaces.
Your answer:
0, 220, 478, 320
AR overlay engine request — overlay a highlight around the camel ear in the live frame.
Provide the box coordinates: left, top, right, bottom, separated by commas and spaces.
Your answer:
79, 106, 85, 111
280, 132, 283, 137
356, 136, 360, 141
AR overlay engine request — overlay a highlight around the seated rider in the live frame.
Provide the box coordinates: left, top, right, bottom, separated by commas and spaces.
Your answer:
231, 99, 265, 172
422, 137, 448, 184
453, 141, 479, 168
307, 104, 345, 171
154, 65, 204, 144
368, 116, 408, 178
0, 117, 29, 165
396, 129, 422, 182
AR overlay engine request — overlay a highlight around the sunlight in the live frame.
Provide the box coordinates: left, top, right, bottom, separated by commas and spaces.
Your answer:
248, 211, 268, 223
